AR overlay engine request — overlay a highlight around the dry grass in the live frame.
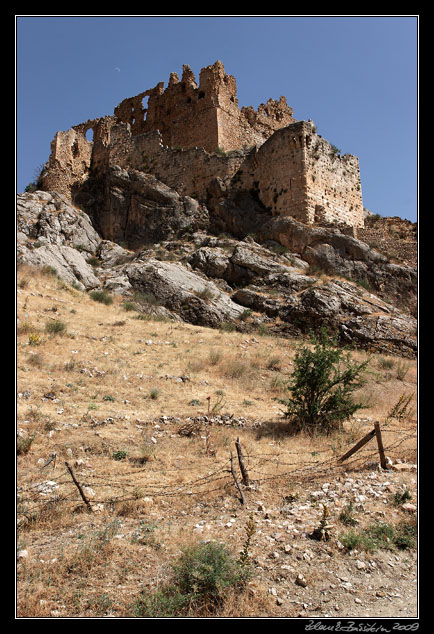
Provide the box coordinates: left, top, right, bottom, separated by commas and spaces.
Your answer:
16, 265, 417, 617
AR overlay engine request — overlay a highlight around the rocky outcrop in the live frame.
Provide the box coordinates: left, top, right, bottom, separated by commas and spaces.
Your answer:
257, 215, 417, 317
16, 181, 417, 357
75, 166, 210, 249
17, 191, 101, 290
124, 259, 245, 327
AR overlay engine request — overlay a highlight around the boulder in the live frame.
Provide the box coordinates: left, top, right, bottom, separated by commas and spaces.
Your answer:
124, 258, 245, 327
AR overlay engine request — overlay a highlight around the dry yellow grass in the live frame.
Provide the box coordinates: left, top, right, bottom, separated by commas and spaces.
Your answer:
16, 264, 417, 617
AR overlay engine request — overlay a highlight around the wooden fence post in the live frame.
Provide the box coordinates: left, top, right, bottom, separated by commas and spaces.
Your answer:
230, 451, 245, 505
65, 461, 93, 512
374, 421, 387, 470
235, 437, 250, 486
338, 429, 377, 463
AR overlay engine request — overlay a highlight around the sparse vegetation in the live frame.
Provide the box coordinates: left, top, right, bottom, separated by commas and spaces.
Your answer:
16, 265, 417, 618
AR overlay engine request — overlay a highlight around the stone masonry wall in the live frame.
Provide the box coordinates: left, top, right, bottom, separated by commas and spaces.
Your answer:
95, 124, 246, 201
112, 61, 295, 154
306, 131, 364, 227
40, 61, 364, 229
232, 121, 364, 227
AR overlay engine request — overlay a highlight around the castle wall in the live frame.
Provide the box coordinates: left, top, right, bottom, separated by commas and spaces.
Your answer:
305, 134, 364, 227
40, 61, 364, 229
98, 124, 246, 201
231, 121, 364, 227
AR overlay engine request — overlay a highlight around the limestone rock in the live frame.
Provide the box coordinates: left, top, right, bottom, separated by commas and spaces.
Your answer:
124, 258, 245, 327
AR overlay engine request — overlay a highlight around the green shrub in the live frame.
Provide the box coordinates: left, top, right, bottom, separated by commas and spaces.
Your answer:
89, 290, 113, 305
112, 449, 128, 461
132, 541, 251, 617
278, 330, 369, 435
340, 519, 417, 553
45, 319, 67, 335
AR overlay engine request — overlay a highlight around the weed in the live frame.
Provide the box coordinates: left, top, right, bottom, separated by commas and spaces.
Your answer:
122, 301, 136, 312
208, 349, 222, 365
17, 432, 37, 455
224, 359, 249, 380
266, 356, 281, 371
89, 290, 113, 305
238, 515, 256, 566
112, 449, 128, 461
340, 518, 417, 553
378, 357, 395, 371
392, 488, 412, 506
195, 286, 215, 303
238, 309, 252, 322
132, 541, 251, 617
28, 333, 41, 346
148, 388, 160, 400
338, 501, 358, 526
220, 321, 236, 333
45, 319, 67, 335
396, 359, 410, 381
386, 392, 414, 422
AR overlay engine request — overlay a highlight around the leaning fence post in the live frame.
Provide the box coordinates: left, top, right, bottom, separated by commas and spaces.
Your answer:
65, 461, 93, 512
235, 437, 250, 486
230, 451, 245, 505
374, 421, 387, 470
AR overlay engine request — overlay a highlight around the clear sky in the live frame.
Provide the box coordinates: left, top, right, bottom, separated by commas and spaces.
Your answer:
16, 15, 418, 222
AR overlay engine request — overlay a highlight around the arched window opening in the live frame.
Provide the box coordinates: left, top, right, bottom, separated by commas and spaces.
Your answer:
85, 128, 94, 143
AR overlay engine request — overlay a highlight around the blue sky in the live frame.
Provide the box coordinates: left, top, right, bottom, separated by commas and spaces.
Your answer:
16, 15, 418, 222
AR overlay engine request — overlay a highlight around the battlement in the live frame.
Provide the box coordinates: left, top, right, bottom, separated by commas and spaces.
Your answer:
40, 61, 364, 228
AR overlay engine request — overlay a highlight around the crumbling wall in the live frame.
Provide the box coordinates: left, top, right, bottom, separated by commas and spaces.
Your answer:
98, 124, 246, 201
231, 121, 364, 227
112, 61, 295, 153
40, 61, 364, 228
306, 132, 364, 227
41, 116, 114, 196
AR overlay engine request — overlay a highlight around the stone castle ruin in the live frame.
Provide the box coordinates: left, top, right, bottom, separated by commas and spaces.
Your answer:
40, 60, 364, 229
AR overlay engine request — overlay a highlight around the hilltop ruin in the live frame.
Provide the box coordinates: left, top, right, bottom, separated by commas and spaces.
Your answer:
40, 60, 364, 229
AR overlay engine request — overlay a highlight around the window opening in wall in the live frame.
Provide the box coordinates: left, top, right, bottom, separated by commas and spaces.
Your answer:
198, 91, 205, 99
85, 128, 94, 143
142, 96, 149, 120
72, 141, 80, 158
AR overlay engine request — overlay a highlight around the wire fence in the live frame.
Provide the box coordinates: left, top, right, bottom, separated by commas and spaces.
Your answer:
17, 424, 417, 524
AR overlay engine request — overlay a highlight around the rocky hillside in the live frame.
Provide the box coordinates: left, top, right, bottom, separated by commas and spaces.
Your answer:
17, 170, 417, 358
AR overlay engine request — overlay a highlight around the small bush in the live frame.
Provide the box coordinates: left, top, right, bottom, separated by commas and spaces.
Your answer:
112, 449, 128, 461
45, 319, 67, 335
89, 290, 113, 305
340, 519, 417, 553
208, 349, 222, 365
17, 432, 37, 455
28, 333, 41, 346
278, 330, 369, 435
219, 321, 235, 333
132, 541, 252, 617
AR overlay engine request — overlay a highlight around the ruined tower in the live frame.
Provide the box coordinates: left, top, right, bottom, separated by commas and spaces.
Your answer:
40, 61, 364, 228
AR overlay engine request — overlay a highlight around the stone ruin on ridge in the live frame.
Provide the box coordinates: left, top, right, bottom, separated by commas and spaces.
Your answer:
40, 60, 365, 229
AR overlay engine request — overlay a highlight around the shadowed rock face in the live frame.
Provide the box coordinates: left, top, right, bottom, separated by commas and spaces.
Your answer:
16, 176, 417, 357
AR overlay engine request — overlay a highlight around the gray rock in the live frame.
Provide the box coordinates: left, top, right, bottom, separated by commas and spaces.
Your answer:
124, 259, 245, 327
18, 243, 100, 290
